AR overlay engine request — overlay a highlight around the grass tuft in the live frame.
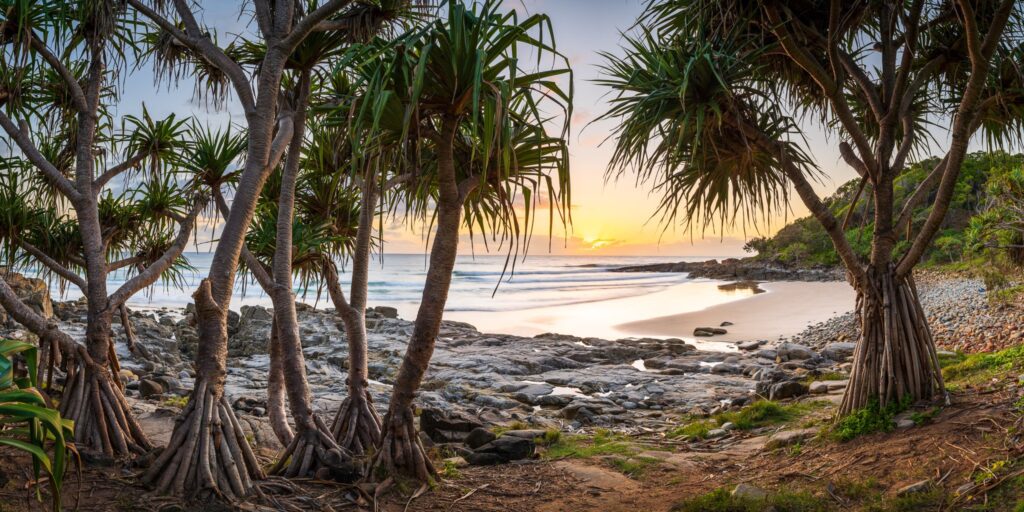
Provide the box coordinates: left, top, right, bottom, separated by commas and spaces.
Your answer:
669, 400, 829, 440
828, 396, 911, 442
671, 487, 827, 512
942, 344, 1024, 388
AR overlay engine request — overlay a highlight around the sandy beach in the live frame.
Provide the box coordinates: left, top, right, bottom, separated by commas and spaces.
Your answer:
616, 281, 856, 343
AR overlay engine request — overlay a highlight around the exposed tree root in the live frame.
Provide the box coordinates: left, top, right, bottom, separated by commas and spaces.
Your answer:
330, 387, 382, 456
369, 406, 436, 483
269, 415, 357, 481
840, 266, 946, 416
59, 359, 151, 457
37, 335, 61, 390
142, 379, 264, 500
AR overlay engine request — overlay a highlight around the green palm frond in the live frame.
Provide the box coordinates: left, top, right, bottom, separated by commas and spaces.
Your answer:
342, 0, 572, 260
598, 31, 808, 232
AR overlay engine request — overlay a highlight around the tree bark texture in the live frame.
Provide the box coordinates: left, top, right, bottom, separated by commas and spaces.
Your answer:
328, 176, 383, 456
371, 119, 461, 482
839, 265, 946, 416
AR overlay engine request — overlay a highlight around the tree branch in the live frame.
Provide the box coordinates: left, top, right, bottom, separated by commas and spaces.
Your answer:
839, 141, 870, 179
279, 0, 353, 52
0, 113, 80, 201
126, 0, 257, 117
765, 5, 880, 174
107, 199, 203, 307
0, 272, 89, 364
108, 255, 146, 273
897, 0, 1017, 276
28, 35, 88, 113
321, 258, 352, 314
93, 151, 147, 192
727, 115, 866, 284
18, 241, 87, 292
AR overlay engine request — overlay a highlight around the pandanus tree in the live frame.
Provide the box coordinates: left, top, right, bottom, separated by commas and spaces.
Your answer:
129, 0, 415, 497
231, 5, 417, 479
601, 0, 1024, 415
0, 0, 205, 458
311, 56, 410, 458
354, 0, 573, 482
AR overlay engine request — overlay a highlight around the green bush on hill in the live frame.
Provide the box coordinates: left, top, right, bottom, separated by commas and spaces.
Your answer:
746, 152, 1024, 269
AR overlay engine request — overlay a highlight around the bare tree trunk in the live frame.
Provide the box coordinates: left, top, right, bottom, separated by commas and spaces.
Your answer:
329, 176, 383, 457
839, 265, 946, 415
65, 149, 152, 457
142, 281, 265, 500
267, 316, 293, 446
141, 33, 299, 493
371, 119, 461, 482
265, 71, 352, 479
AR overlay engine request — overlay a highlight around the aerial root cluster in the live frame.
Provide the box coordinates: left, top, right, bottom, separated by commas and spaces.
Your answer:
142, 379, 263, 500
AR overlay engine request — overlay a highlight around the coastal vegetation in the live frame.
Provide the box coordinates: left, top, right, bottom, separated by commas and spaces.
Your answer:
745, 151, 1024, 271
0, 0, 1022, 511
600, 0, 1024, 417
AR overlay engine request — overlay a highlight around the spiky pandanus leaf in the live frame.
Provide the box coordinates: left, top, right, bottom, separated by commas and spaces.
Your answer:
597, 32, 808, 233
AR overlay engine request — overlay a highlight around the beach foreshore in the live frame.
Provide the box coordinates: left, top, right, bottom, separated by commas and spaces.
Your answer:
0, 269, 1013, 468
617, 281, 856, 344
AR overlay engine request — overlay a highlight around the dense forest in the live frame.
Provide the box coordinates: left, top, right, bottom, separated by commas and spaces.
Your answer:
746, 151, 1024, 271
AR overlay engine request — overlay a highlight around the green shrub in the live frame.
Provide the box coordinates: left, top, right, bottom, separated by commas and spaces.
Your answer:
829, 396, 911, 442
0, 339, 75, 510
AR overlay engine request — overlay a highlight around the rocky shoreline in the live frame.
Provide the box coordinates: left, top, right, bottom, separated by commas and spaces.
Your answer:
612, 257, 844, 282
777, 271, 1024, 353
1, 267, 1016, 466
0, 274, 855, 459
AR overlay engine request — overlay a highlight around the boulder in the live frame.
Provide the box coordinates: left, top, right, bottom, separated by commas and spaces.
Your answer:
769, 380, 808, 400
0, 272, 52, 327
737, 341, 761, 351
421, 408, 484, 443
467, 435, 535, 465
821, 342, 857, 361
230, 305, 274, 356
373, 306, 399, 319
764, 428, 815, 450
501, 429, 547, 440
139, 379, 164, 398
693, 327, 728, 337
775, 343, 815, 361
810, 380, 847, 394
464, 427, 497, 449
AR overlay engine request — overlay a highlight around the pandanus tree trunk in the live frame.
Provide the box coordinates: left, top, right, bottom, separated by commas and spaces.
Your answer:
839, 265, 946, 415
370, 119, 461, 482
267, 317, 294, 446
141, 81, 293, 502
265, 72, 352, 479
59, 145, 153, 457
328, 174, 383, 457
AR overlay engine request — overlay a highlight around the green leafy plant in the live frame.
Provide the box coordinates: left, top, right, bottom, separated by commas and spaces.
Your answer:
829, 396, 911, 442
0, 339, 75, 511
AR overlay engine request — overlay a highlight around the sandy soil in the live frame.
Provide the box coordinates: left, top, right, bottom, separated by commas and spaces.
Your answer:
617, 281, 856, 344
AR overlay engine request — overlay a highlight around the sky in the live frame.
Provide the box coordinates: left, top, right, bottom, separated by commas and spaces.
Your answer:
113, 0, 864, 258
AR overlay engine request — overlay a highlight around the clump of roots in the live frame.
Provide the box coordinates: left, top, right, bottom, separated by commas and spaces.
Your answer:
59, 359, 151, 457
270, 414, 359, 481
142, 379, 264, 500
840, 267, 946, 416
369, 406, 436, 483
331, 389, 382, 456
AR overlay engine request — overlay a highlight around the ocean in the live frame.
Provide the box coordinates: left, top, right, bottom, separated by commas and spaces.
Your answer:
43, 252, 756, 340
